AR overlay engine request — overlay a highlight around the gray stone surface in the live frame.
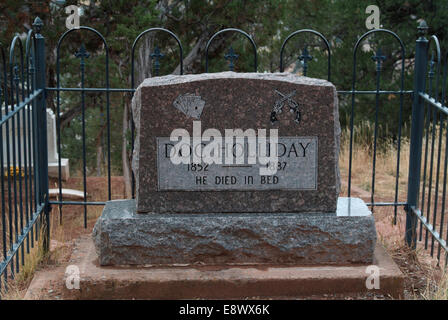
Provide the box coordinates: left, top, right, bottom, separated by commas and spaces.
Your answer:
157, 136, 318, 191
132, 72, 340, 214
93, 197, 376, 266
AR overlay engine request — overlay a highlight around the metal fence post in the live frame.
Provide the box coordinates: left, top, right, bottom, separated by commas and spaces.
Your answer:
33, 17, 50, 252
405, 21, 429, 248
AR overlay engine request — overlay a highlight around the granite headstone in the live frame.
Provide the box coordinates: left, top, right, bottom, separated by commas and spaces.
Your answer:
131, 72, 340, 214
93, 72, 376, 266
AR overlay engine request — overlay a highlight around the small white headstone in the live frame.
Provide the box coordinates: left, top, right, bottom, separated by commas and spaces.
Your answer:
1, 107, 70, 180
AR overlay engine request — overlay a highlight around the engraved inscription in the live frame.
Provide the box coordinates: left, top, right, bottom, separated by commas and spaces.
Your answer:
157, 136, 317, 191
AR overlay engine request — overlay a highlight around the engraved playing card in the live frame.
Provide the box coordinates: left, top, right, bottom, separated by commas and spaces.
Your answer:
173, 93, 205, 119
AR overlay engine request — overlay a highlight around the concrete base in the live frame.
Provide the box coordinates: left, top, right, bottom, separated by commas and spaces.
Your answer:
93, 197, 377, 266
48, 158, 70, 181
62, 236, 404, 299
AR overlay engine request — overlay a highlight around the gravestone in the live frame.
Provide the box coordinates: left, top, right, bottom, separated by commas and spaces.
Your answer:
46, 109, 70, 180
93, 72, 376, 266
1, 108, 69, 180
132, 73, 339, 214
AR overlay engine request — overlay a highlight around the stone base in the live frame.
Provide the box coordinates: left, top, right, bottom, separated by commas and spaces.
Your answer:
62, 236, 404, 299
48, 158, 70, 181
93, 197, 376, 266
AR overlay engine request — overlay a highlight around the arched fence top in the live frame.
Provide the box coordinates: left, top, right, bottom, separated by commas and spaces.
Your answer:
25, 30, 35, 61
9, 35, 25, 66
56, 26, 110, 89
56, 26, 109, 56
131, 28, 183, 88
351, 28, 406, 91
353, 28, 406, 57
24, 30, 36, 94
279, 29, 331, 81
205, 28, 257, 73
9, 35, 26, 105
426, 35, 441, 100
25, 31, 35, 72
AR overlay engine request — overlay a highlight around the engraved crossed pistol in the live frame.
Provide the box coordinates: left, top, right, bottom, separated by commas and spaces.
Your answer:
270, 90, 301, 125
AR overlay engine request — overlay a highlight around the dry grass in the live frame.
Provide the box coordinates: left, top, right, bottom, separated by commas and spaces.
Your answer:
339, 123, 410, 200
421, 268, 448, 300
340, 124, 448, 300
0, 228, 47, 299
0, 175, 114, 299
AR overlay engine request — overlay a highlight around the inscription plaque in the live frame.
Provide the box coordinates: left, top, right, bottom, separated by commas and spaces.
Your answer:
157, 136, 317, 191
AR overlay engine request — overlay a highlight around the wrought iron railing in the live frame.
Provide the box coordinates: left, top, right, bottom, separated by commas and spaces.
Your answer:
1, 17, 448, 296
406, 22, 448, 265
0, 17, 49, 294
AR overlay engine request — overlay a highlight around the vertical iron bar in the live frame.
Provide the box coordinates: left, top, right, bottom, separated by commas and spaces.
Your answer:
4, 62, 14, 277
406, 21, 429, 248
131, 103, 134, 199
74, 44, 89, 228
420, 56, 433, 243
82, 76, 87, 228
9, 60, 19, 273
370, 48, 386, 210
348, 51, 358, 198
419, 93, 431, 241
394, 67, 406, 224
31, 52, 40, 244
23, 77, 30, 255
423, 52, 437, 250
436, 58, 448, 262
33, 17, 49, 252
56, 57, 63, 224
31, 52, 39, 244
0, 47, 8, 281
106, 50, 111, 201
25, 35, 35, 249
19, 55, 28, 257
431, 112, 444, 258
13, 64, 25, 265
0, 83, 6, 280
425, 107, 437, 251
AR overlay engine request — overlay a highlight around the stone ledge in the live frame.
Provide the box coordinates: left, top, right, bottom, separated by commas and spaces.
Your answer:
137, 72, 333, 89
63, 235, 403, 300
93, 197, 377, 266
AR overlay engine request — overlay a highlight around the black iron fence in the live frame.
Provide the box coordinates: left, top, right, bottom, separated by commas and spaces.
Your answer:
1, 17, 447, 294
0, 17, 49, 293
406, 22, 448, 264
